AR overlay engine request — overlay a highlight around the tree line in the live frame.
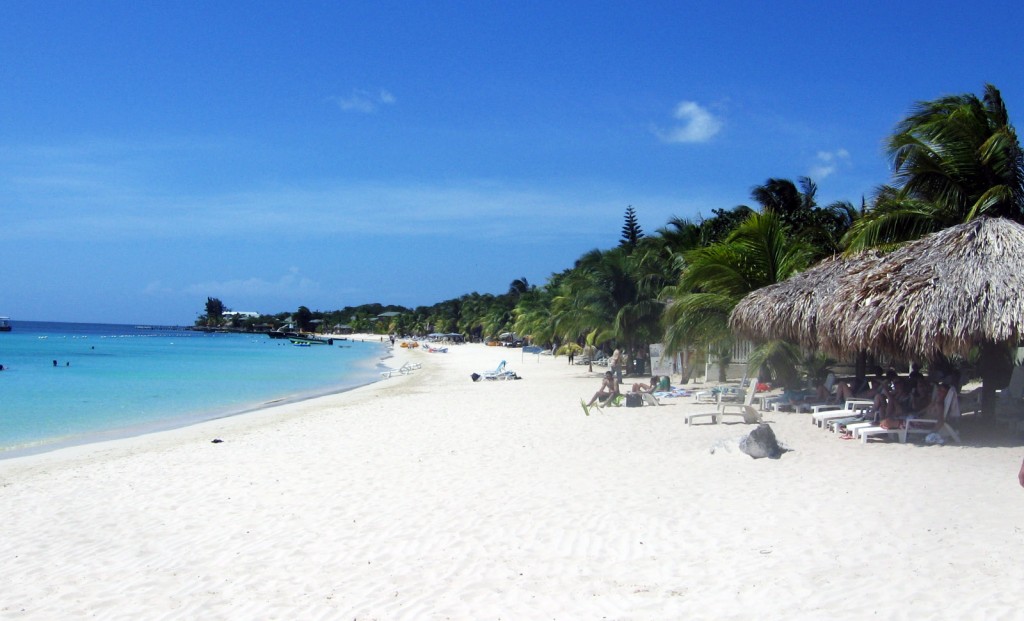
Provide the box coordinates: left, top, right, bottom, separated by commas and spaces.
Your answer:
198, 84, 1023, 388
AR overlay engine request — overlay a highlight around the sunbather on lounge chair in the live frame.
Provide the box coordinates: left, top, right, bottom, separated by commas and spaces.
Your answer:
583, 371, 619, 415
875, 375, 934, 422
898, 375, 957, 434
631, 376, 659, 394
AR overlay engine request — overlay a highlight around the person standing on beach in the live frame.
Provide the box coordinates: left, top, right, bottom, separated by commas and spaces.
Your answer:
610, 349, 622, 385
1018, 458, 1024, 487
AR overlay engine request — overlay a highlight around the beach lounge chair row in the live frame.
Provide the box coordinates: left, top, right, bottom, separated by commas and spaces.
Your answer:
812, 393, 961, 445
853, 388, 962, 444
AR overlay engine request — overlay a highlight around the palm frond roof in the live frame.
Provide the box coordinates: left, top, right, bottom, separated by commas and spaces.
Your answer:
730, 217, 1024, 359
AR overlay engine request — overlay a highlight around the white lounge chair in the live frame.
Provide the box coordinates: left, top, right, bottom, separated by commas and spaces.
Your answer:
684, 408, 718, 425
812, 400, 874, 428
717, 383, 748, 404
717, 382, 761, 424
719, 404, 762, 424
692, 388, 719, 404
856, 421, 901, 443
686, 381, 760, 425
482, 360, 516, 380
693, 378, 752, 405
685, 389, 732, 424
380, 362, 417, 378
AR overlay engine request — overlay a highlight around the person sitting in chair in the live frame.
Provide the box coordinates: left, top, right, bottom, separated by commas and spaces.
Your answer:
584, 371, 620, 413
631, 375, 660, 394
835, 367, 885, 403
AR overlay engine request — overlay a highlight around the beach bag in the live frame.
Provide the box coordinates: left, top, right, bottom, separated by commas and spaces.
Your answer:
625, 393, 642, 407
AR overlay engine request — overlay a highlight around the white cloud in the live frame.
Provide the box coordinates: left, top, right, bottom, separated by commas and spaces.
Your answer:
333, 89, 397, 113
809, 148, 851, 180
655, 101, 722, 144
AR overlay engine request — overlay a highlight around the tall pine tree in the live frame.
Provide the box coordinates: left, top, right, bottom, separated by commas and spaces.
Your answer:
620, 205, 644, 249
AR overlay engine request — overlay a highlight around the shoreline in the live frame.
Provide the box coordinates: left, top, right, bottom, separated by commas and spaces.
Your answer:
2, 342, 1023, 618
0, 332, 390, 461
0, 333, 410, 470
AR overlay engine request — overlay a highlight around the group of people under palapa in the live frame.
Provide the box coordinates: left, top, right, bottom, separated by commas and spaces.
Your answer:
824, 365, 958, 438
768, 363, 961, 439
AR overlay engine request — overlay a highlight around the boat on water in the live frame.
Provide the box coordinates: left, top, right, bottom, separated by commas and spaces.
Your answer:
288, 336, 333, 346
266, 328, 333, 346
0, 317, 11, 332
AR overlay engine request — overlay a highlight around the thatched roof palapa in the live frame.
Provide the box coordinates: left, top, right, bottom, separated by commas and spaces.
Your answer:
730, 217, 1024, 361
729, 250, 883, 351
823, 217, 1024, 359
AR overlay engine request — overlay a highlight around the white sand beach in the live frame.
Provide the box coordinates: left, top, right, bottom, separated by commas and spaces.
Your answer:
2, 341, 1024, 620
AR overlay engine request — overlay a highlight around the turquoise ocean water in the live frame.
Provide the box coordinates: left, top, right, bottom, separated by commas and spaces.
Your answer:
0, 321, 387, 457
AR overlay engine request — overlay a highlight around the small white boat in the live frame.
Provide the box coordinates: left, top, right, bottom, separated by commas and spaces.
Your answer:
0, 317, 11, 332
289, 336, 332, 346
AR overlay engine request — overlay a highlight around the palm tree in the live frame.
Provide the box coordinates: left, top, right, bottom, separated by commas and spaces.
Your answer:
457, 293, 492, 341
697, 205, 756, 245
845, 84, 1024, 250
508, 277, 531, 298
752, 177, 857, 257
546, 247, 665, 370
662, 211, 814, 382
654, 216, 704, 254
512, 284, 557, 347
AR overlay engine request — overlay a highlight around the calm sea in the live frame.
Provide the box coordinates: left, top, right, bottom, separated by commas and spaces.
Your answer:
0, 321, 387, 457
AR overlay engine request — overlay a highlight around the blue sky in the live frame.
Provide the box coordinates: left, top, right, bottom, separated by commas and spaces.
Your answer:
2, 1, 1023, 324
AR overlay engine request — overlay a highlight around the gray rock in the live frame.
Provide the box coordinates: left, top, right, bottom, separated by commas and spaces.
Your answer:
739, 423, 785, 459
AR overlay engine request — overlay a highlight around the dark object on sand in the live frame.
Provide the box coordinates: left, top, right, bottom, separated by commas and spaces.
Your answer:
739, 424, 785, 459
